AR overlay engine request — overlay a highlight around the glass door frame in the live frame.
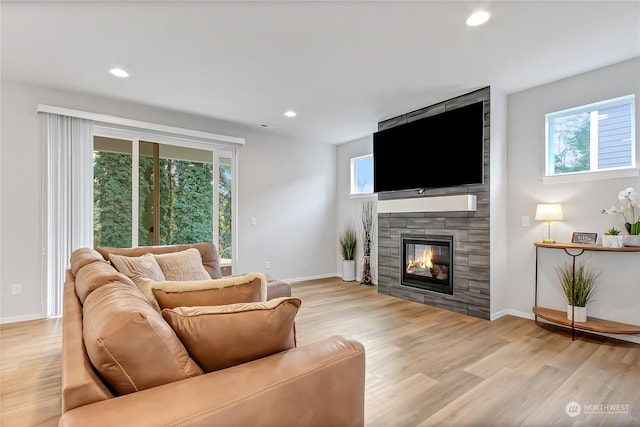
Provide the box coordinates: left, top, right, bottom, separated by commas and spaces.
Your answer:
93, 124, 237, 272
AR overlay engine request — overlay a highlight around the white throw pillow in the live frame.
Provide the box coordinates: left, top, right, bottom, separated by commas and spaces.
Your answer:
153, 248, 211, 281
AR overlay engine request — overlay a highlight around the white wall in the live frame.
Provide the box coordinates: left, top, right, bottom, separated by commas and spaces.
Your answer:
336, 135, 377, 283
0, 79, 337, 323
489, 89, 509, 318
506, 57, 640, 343
237, 132, 337, 281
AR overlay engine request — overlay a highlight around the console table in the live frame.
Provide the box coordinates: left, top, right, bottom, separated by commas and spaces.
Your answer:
533, 241, 640, 340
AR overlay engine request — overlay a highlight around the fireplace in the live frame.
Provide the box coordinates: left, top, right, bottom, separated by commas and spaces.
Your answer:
401, 234, 453, 295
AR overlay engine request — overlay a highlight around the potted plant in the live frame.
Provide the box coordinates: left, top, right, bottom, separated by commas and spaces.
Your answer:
339, 221, 357, 281
602, 227, 623, 248
602, 187, 640, 246
555, 261, 599, 323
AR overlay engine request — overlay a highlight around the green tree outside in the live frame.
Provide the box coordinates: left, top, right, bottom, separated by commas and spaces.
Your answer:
169, 161, 213, 245
553, 112, 590, 174
93, 152, 132, 248
218, 164, 232, 260
94, 152, 228, 251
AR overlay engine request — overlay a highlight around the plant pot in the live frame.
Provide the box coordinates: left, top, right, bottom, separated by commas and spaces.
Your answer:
622, 235, 640, 247
602, 235, 624, 248
342, 260, 356, 282
567, 305, 587, 323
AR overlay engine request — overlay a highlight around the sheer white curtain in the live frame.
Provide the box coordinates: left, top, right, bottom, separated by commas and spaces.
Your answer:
40, 113, 93, 317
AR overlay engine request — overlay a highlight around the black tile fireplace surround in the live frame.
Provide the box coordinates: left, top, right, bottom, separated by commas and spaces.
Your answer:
377, 210, 490, 320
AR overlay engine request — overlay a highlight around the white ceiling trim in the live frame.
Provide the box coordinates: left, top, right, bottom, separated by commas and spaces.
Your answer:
36, 104, 246, 147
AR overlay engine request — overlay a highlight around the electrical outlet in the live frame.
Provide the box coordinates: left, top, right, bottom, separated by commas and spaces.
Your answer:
11, 283, 22, 295
265, 261, 271, 269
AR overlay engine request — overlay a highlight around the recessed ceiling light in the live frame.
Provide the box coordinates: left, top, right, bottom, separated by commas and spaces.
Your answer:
109, 68, 129, 78
284, 110, 297, 118
466, 11, 490, 27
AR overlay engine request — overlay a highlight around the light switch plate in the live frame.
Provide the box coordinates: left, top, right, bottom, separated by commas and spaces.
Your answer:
521, 216, 530, 227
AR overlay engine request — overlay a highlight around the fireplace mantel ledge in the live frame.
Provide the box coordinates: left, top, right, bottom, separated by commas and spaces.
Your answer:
377, 195, 477, 214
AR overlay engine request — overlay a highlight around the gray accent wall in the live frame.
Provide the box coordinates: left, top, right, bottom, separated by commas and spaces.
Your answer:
377, 87, 491, 319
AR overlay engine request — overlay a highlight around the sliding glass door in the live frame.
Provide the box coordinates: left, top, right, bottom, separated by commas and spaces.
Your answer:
93, 128, 235, 270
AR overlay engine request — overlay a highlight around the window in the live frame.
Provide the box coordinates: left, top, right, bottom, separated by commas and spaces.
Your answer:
350, 154, 374, 195
93, 127, 236, 269
545, 95, 636, 177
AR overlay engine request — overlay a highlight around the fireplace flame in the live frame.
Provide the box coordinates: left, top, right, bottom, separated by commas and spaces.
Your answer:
407, 248, 433, 273
423, 248, 433, 269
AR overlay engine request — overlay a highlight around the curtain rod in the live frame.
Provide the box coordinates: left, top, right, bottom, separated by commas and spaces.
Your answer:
37, 104, 246, 146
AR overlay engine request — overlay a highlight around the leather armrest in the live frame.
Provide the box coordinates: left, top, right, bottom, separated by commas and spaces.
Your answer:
59, 335, 365, 427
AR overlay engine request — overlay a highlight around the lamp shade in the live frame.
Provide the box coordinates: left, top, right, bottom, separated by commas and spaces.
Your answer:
535, 203, 564, 221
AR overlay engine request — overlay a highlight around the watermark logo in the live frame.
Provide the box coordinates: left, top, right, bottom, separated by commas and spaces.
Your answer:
584, 403, 630, 415
566, 401, 581, 417
566, 401, 631, 417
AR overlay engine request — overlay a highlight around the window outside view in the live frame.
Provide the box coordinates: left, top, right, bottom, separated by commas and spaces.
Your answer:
218, 162, 233, 263
351, 154, 374, 195
547, 95, 635, 176
93, 137, 233, 262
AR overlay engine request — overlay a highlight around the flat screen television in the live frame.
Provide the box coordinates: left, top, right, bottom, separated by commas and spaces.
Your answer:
373, 101, 485, 193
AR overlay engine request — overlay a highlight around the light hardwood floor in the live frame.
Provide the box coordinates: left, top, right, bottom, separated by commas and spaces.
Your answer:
1, 277, 639, 426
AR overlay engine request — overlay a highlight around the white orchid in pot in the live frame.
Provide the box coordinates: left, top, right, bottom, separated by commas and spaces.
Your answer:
602, 187, 640, 246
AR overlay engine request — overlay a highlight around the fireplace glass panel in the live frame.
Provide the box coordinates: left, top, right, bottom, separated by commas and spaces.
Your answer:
401, 235, 453, 295
405, 243, 449, 281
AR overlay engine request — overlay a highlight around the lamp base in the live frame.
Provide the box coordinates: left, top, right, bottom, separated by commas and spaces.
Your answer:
542, 239, 556, 244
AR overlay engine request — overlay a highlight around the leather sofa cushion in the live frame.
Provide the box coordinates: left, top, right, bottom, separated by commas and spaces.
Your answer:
151, 273, 266, 310
70, 248, 106, 276
153, 248, 211, 281
162, 297, 301, 373
75, 261, 136, 304
83, 282, 203, 395
96, 243, 222, 279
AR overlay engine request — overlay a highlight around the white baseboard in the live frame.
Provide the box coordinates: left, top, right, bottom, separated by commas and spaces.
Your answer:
0, 313, 45, 325
286, 273, 340, 283
491, 308, 535, 321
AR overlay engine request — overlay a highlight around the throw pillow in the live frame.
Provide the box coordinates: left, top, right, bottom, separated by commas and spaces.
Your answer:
151, 273, 267, 310
109, 253, 166, 310
109, 252, 166, 283
162, 297, 301, 373
83, 282, 203, 395
153, 248, 210, 281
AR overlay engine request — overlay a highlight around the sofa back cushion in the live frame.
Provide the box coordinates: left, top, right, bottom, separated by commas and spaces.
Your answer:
74, 261, 137, 304
83, 282, 203, 395
162, 297, 300, 373
69, 248, 106, 276
96, 243, 222, 279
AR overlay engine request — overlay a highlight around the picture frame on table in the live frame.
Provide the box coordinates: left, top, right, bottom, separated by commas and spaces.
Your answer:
571, 232, 598, 245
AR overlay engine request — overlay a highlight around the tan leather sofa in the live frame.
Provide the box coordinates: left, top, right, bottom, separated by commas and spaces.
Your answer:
59, 244, 366, 427
95, 242, 293, 300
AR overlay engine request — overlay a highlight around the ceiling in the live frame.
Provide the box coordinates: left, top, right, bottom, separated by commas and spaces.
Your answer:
2, 1, 639, 144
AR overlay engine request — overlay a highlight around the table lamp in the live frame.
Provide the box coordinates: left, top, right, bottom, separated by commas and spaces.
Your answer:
535, 203, 564, 243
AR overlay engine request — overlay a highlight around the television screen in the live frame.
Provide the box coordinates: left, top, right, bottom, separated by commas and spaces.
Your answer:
373, 101, 484, 193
